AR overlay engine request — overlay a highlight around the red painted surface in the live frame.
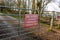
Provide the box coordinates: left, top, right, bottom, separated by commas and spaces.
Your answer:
57, 16, 60, 19
24, 14, 38, 28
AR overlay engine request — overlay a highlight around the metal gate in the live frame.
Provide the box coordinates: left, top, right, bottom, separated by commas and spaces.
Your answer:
0, 0, 41, 40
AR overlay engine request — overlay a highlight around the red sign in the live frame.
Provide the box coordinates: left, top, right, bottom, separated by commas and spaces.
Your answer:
57, 16, 60, 20
24, 14, 38, 28
57, 16, 60, 18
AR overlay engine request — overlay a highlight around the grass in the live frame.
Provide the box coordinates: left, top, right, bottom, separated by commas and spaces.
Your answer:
0, 12, 19, 19
55, 26, 60, 29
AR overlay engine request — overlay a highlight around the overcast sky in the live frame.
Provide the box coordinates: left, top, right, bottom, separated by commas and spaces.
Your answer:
44, 0, 60, 12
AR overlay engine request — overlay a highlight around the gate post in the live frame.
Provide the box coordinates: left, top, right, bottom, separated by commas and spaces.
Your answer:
50, 11, 55, 30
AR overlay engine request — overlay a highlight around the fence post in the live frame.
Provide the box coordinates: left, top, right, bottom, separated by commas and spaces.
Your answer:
50, 11, 55, 30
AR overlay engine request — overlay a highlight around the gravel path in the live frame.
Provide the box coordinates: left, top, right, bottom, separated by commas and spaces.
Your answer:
0, 15, 42, 40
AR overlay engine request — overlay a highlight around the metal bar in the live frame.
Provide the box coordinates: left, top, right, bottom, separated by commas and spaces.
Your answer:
0, 19, 17, 21
21, 36, 35, 40
0, 31, 19, 36
20, 29, 38, 36
0, 35, 19, 40
0, 27, 18, 31
0, 27, 38, 33
0, 6, 40, 11
0, 24, 7, 26
0, 14, 18, 16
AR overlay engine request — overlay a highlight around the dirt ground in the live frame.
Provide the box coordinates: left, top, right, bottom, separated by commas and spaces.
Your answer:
32, 24, 60, 40
20, 18, 60, 40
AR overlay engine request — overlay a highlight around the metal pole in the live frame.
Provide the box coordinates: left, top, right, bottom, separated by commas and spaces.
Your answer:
17, 0, 21, 37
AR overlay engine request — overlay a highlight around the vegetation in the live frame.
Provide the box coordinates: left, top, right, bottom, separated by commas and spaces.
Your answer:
0, 0, 60, 30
